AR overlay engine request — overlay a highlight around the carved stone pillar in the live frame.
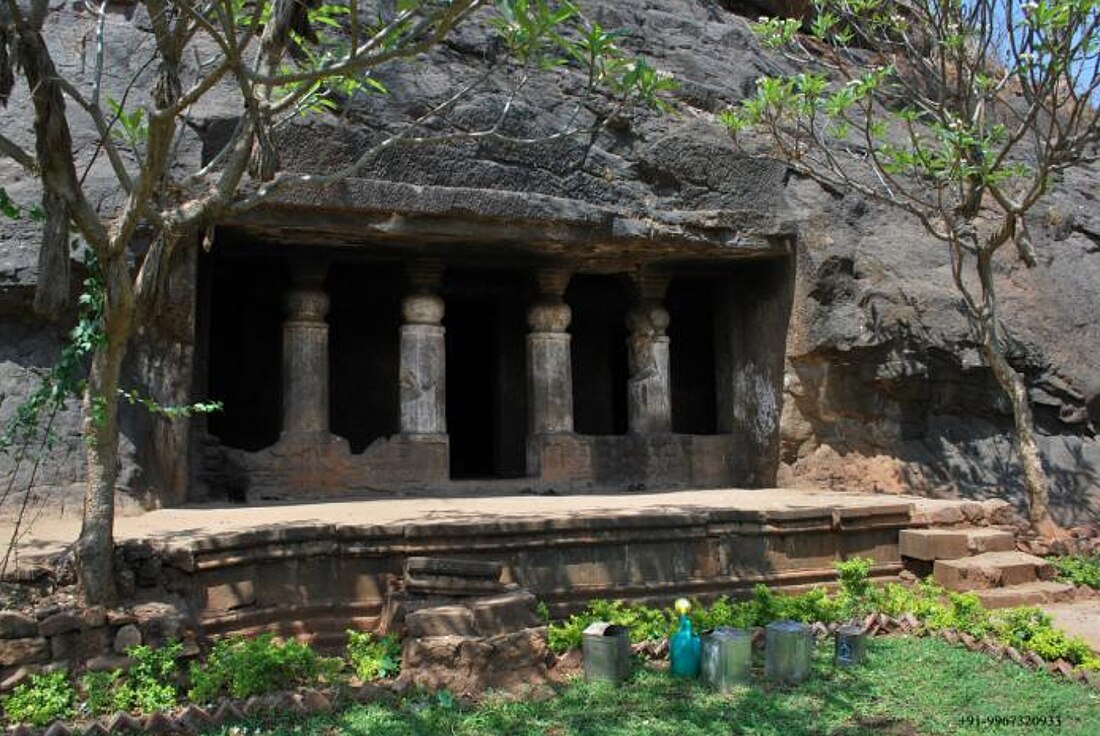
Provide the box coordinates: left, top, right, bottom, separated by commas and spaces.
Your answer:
527, 269, 573, 434
400, 261, 446, 435
282, 269, 330, 437
627, 273, 671, 433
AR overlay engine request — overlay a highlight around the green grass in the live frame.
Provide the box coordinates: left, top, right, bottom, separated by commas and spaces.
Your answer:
212, 637, 1098, 736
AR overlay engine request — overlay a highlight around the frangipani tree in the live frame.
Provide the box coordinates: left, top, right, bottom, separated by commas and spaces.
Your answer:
723, 0, 1100, 536
0, 0, 670, 604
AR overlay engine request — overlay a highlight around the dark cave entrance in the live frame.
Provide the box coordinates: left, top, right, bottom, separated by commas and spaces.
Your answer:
327, 261, 403, 453
668, 275, 718, 435
567, 274, 630, 436
444, 269, 529, 479
204, 251, 287, 452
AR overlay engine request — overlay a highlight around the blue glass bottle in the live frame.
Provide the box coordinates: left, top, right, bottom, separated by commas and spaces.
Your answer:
669, 598, 701, 678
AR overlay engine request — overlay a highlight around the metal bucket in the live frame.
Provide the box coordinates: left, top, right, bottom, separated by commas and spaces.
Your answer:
582, 622, 632, 684
764, 620, 813, 684
701, 628, 751, 692
834, 625, 867, 667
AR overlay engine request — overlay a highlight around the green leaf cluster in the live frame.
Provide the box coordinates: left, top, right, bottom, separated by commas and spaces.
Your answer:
547, 557, 882, 653
992, 607, 1100, 668
547, 598, 676, 652
1051, 551, 1100, 588
80, 641, 182, 716
0, 671, 76, 727
106, 98, 148, 150
346, 630, 402, 681
187, 633, 342, 702
490, 0, 675, 110
0, 187, 45, 221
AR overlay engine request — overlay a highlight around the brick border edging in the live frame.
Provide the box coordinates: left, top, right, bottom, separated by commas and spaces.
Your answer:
854, 612, 1099, 688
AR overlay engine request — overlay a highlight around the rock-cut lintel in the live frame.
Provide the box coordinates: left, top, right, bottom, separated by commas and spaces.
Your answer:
224, 177, 797, 262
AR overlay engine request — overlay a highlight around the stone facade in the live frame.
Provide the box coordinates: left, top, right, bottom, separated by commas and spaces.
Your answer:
194, 252, 795, 500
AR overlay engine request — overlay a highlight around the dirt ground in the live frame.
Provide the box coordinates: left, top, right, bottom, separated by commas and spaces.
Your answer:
1041, 600, 1100, 652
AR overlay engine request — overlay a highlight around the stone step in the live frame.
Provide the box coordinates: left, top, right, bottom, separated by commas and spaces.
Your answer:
974, 581, 1076, 609
900, 527, 1016, 561
933, 551, 1054, 591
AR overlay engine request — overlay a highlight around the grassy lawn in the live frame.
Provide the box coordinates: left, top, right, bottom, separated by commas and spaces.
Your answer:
227, 637, 1098, 736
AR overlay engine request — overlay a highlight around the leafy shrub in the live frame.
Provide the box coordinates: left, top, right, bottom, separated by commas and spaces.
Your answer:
782, 586, 843, 624
1051, 552, 1100, 589
126, 642, 182, 713
835, 557, 874, 600
833, 556, 879, 619
187, 633, 341, 702
547, 599, 674, 653
347, 630, 401, 681
690, 595, 757, 631
1, 671, 75, 726
992, 607, 1099, 669
80, 641, 182, 715
81, 670, 125, 716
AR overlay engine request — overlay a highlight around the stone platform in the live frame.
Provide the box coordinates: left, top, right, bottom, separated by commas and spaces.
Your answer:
91, 488, 1009, 649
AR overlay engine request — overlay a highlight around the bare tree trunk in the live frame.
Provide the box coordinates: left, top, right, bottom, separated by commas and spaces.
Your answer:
981, 341, 1060, 536
975, 252, 1062, 538
75, 255, 135, 606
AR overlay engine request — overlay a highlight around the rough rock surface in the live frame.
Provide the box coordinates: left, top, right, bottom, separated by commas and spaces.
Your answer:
779, 166, 1100, 523
400, 626, 551, 698
0, 1, 1095, 522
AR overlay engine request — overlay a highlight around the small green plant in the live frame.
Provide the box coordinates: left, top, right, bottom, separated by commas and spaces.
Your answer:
690, 595, 757, 631
79, 641, 182, 715
1051, 552, 1100, 589
992, 607, 1100, 669
1, 671, 76, 726
346, 630, 401, 681
125, 642, 182, 713
547, 599, 674, 653
536, 600, 551, 624
834, 556, 876, 618
187, 633, 341, 702
80, 670, 125, 716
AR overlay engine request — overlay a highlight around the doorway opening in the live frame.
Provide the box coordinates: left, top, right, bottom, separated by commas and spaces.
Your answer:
444, 269, 529, 479
327, 262, 403, 452
668, 275, 718, 434
567, 274, 629, 435
204, 251, 288, 451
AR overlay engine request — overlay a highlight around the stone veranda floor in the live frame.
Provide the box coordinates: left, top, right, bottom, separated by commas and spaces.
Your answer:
3, 487, 983, 562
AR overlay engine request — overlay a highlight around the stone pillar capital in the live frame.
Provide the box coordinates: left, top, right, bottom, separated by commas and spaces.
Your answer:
285, 288, 330, 322
627, 303, 669, 337
402, 293, 445, 325
528, 302, 572, 333
534, 267, 572, 300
